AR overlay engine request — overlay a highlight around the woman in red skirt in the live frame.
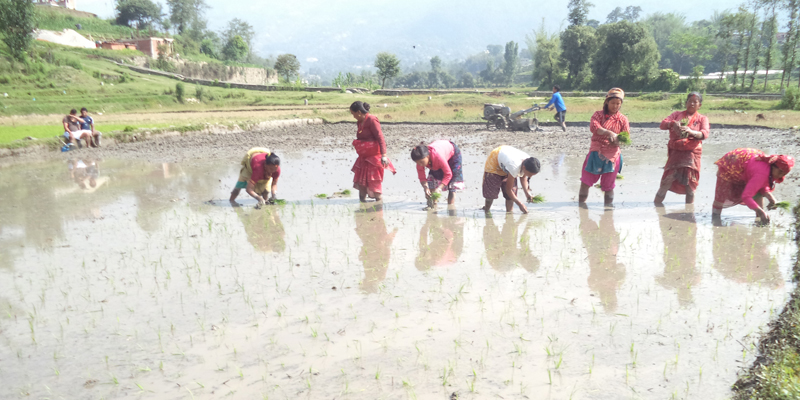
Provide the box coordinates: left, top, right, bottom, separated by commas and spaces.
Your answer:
350, 101, 395, 202
654, 92, 710, 204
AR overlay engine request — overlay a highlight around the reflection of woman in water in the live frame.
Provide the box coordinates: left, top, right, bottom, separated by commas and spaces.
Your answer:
655, 207, 700, 306
355, 206, 398, 293
482, 214, 539, 273
235, 207, 286, 253
414, 212, 464, 271
579, 207, 625, 312
712, 224, 782, 288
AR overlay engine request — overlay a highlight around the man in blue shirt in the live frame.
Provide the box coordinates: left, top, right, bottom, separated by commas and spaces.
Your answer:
544, 85, 567, 132
79, 107, 102, 147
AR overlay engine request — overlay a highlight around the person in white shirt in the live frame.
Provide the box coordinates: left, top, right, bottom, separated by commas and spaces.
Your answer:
482, 145, 541, 213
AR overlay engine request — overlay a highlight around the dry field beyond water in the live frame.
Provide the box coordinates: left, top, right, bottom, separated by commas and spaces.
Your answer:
1, 124, 799, 399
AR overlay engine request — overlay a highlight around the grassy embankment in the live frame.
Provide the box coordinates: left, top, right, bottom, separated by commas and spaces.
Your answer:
2, 6, 800, 150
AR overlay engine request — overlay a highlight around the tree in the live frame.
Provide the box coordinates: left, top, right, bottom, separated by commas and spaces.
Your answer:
374, 52, 400, 89
591, 21, 660, 90
560, 25, 596, 88
167, 0, 207, 35
200, 38, 218, 58
740, 3, 760, 90
715, 13, 736, 87
428, 55, 443, 87
782, 0, 800, 89
528, 25, 563, 88
222, 35, 248, 62
486, 45, 503, 57
502, 41, 519, 85
567, 0, 594, 26
667, 31, 716, 75
0, 0, 36, 61
221, 18, 255, 57
115, 0, 162, 29
274, 54, 300, 81
480, 59, 499, 86
606, 6, 642, 23
641, 12, 687, 70
459, 72, 475, 88
761, 0, 779, 91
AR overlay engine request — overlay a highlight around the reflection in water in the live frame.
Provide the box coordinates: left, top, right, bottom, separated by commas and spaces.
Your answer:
415, 211, 464, 271
712, 224, 783, 288
579, 207, 625, 312
355, 205, 397, 293
656, 206, 700, 306
235, 207, 286, 253
482, 214, 539, 273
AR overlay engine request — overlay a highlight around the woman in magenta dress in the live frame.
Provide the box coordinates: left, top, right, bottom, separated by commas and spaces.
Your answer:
711, 148, 794, 224
349, 101, 396, 202
578, 88, 630, 206
654, 92, 710, 204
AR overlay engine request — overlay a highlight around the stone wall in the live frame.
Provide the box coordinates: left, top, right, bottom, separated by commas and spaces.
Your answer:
170, 60, 279, 85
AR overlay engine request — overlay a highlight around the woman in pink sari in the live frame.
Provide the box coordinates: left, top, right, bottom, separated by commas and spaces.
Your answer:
578, 88, 630, 206
711, 148, 794, 224
350, 101, 396, 202
654, 92, 710, 204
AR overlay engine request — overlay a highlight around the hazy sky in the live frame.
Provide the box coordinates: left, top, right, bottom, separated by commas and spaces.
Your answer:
75, 0, 737, 73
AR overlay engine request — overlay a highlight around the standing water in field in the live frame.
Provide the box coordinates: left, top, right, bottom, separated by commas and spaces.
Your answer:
0, 144, 797, 399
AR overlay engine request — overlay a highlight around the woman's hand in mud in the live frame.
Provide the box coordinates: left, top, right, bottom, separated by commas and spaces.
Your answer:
757, 208, 771, 224
423, 186, 432, 198
517, 202, 529, 214
767, 201, 778, 211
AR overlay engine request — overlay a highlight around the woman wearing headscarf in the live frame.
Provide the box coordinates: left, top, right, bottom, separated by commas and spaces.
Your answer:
350, 101, 396, 202
654, 92, 710, 204
410, 140, 466, 207
578, 88, 630, 206
712, 148, 794, 224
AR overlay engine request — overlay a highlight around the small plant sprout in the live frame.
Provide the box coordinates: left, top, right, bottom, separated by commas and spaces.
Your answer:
529, 194, 545, 204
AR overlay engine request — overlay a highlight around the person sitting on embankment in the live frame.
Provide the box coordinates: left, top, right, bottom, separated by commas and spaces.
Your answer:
62, 109, 93, 148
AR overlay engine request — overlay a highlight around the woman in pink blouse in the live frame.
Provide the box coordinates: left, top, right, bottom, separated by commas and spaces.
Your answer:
410, 140, 465, 207
712, 148, 794, 224
350, 101, 395, 202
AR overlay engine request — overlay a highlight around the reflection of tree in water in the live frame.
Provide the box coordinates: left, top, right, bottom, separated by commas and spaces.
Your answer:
235, 207, 286, 253
482, 214, 539, 273
355, 208, 397, 293
656, 209, 701, 307
579, 208, 625, 313
712, 224, 783, 288
415, 212, 464, 271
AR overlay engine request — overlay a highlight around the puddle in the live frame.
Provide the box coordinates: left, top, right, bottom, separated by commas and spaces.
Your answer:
0, 146, 797, 399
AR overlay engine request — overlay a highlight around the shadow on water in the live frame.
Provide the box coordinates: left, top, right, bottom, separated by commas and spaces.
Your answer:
712, 222, 783, 288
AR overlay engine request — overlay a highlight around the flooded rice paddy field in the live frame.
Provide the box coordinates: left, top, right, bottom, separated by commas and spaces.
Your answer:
1, 124, 800, 399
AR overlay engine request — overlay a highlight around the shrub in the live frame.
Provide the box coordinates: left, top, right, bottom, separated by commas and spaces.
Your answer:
195, 86, 204, 102
649, 69, 679, 92
224, 83, 231, 89
123, 126, 135, 132
778, 87, 800, 110
175, 83, 185, 103
640, 91, 668, 101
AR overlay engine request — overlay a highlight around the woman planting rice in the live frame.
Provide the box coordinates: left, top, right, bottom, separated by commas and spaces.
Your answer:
578, 88, 630, 206
411, 140, 465, 208
350, 101, 396, 202
712, 148, 794, 224
481, 145, 540, 214
654, 92, 710, 204
230, 148, 281, 206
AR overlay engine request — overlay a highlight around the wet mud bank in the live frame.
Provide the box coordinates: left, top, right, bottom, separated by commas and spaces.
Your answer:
733, 205, 800, 399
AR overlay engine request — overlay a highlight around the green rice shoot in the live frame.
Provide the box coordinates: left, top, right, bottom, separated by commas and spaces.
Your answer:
529, 194, 545, 204
616, 175, 624, 180
315, 193, 328, 199
617, 131, 631, 145
775, 201, 792, 210
341, 189, 352, 196
273, 199, 286, 205
430, 192, 442, 202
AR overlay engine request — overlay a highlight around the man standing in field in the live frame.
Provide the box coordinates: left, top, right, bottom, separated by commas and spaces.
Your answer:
79, 107, 102, 147
62, 109, 93, 148
544, 85, 567, 132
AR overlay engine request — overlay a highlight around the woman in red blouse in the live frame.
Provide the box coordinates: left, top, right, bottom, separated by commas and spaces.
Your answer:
350, 101, 395, 202
654, 92, 710, 204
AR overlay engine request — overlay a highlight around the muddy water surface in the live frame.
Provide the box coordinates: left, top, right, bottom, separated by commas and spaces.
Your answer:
0, 144, 798, 399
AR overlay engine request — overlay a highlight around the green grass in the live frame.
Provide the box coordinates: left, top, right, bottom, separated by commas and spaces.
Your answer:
34, 6, 141, 40
315, 194, 328, 199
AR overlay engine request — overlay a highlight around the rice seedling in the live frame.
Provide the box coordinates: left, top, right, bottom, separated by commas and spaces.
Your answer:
528, 194, 545, 204
315, 194, 328, 199
617, 131, 631, 144
775, 201, 791, 210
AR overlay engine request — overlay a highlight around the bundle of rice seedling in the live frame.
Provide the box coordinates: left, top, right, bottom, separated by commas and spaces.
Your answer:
775, 201, 792, 210
430, 192, 442, 202
617, 131, 631, 145
529, 194, 546, 204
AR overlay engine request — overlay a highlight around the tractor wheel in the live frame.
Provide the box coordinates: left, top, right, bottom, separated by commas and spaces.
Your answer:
494, 118, 506, 130
486, 119, 496, 130
531, 118, 540, 132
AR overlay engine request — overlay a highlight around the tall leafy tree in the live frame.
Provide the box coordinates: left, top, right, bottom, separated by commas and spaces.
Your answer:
716, 13, 736, 86
374, 52, 400, 89
166, 0, 207, 35
274, 54, 300, 82
606, 6, 642, 23
429, 55, 443, 88
221, 35, 248, 62
0, 0, 36, 61
641, 12, 687, 70
761, 0, 780, 91
731, 10, 750, 86
502, 41, 519, 85
591, 21, 660, 90
780, 0, 800, 89
221, 18, 255, 57
567, 0, 594, 26
560, 25, 596, 88
115, 0, 162, 29
667, 31, 716, 75
740, 3, 761, 90
528, 25, 562, 87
